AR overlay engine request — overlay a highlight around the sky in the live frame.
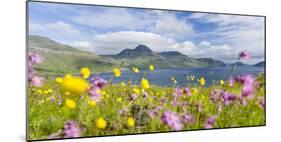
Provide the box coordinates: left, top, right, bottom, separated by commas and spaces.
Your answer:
28, 1, 265, 64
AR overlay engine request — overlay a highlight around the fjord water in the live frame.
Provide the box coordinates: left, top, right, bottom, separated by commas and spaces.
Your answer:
97, 66, 264, 87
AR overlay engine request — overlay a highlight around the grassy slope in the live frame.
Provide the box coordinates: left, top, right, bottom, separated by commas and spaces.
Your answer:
29, 35, 118, 76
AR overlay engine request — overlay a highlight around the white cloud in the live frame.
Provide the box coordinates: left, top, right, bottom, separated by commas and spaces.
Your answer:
73, 8, 154, 30
71, 41, 92, 50
152, 13, 194, 38
189, 13, 265, 63
46, 21, 80, 36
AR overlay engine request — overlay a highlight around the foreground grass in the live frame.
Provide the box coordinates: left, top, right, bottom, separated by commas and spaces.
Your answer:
28, 76, 265, 140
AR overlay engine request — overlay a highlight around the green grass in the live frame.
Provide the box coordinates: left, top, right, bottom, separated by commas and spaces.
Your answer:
28, 74, 265, 140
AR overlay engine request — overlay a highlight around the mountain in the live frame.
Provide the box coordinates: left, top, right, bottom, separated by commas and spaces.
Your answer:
254, 61, 265, 67
29, 35, 117, 75
112, 44, 155, 58
29, 35, 226, 76
103, 45, 225, 68
231, 62, 251, 67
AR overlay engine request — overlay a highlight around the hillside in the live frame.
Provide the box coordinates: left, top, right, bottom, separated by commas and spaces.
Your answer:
254, 61, 265, 67
29, 35, 117, 76
103, 45, 225, 68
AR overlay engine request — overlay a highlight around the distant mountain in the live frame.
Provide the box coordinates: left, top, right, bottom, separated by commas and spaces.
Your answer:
29, 35, 226, 76
103, 44, 225, 68
254, 61, 265, 67
113, 44, 154, 58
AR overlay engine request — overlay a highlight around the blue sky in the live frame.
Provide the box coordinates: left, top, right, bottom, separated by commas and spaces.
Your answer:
28, 1, 265, 64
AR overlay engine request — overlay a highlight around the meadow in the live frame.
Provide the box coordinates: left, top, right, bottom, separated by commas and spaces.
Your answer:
28, 52, 265, 140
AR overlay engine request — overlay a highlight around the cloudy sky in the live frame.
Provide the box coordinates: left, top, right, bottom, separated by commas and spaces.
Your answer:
28, 2, 265, 64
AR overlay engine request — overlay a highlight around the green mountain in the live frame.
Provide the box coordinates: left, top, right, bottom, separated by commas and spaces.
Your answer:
103, 45, 225, 68
29, 35, 117, 76
29, 35, 225, 76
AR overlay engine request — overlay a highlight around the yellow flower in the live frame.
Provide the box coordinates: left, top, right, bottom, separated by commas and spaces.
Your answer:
47, 89, 53, 93
220, 80, 224, 85
190, 75, 195, 81
62, 75, 89, 95
80, 67, 91, 79
88, 100, 96, 107
149, 64, 154, 71
199, 77, 206, 86
116, 97, 122, 102
133, 88, 140, 94
120, 81, 126, 87
127, 117, 135, 127
65, 99, 76, 109
96, 117, 107, 129
173, 80, 178, 84
132, 67, 139, 73
128, 80, 132, 84
64, 91, 71, 95
191, 88, 199, 95
171, 77, 175, 80
43, 90, 49, 94
113, 68, 121, 77
36, 89, 42, 94
55, 77, 63, 84
141, 78, 150, 90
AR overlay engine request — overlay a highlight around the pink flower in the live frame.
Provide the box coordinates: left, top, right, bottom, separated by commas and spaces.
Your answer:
204, 116, 217, 129
222, 91, 237, 106
88, 87, 102, 102
239, 50, 251, 60
210, 89, 222, 102
161, 110, 183, 131
181, 113, 195, 125
62, 120, 81, 138
30, 76, 43, 87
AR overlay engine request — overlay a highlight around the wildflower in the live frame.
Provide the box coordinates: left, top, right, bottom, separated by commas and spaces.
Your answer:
133, 88, 140, 94
181, 113, 195, 125
64, 91, 70, 95
222, 92, 237, 105
199, 77, 206, 86
88, 87, 102, 102
171, 77, 175, 80
204, 116, 217, 129
62, 75, 89, 95
218, 103, 222, 113
239, 50, 251, 60
116, 97, 122, 102
65, 99, 76, 109
173, 88, 183, 97
210, 89, 222, 102
47, 89, 53, 93
228, 78, 234, 87
55, 77, 63, 84
220, 80, 224, 85
129, 94, 138, 101
183, 87, 191, 96
132, 67, 139, 73
190, 75, 195, 81
161, 110, 183, 131
141, 78, 150, 89
96, 117, 107, 129
30, 76, 43, 87
149, 64, 154, 71
91, 76, 107, 89
258, 97, 265, 109
62, 120, 81, 138
88, 100, 96, 107
113, 68, 121, 77
143, 91, 148, 98
173, 80, 178, 84
191, 87, 199, 95
118, 108, 129, 116
120, 81, 126, 87
29, 53, 43, 64
80, 67, 91, 79
127, 117, 135, 127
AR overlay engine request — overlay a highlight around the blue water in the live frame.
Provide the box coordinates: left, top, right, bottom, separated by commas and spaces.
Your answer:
95, 66, 264, 87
